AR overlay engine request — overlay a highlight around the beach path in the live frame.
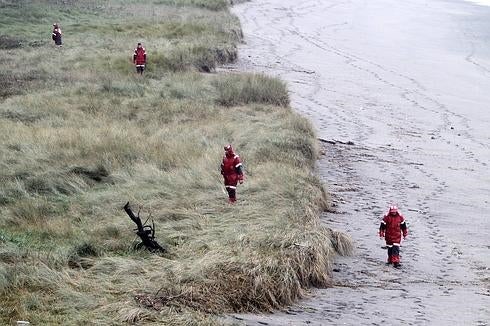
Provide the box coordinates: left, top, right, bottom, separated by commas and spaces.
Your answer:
227, 0, 490, 324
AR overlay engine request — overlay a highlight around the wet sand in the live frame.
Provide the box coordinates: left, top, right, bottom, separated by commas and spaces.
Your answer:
226, 0, 490, 324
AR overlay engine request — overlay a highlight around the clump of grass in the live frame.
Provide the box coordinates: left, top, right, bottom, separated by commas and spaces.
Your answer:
155, 0, 230, 11
71, 241, 100, 258
0, 70, 48, 98
330, 229, 354, 256
214, 73, 290, 107
0, 106, 44, 123
67, 241, 100, 269
70, 164, 111, 183
147, 43, 238, 74
0, 35, 23, 49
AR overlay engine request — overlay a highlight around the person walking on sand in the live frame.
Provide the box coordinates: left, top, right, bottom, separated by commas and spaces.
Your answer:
379, 205, 408, 268
221, 145, 244, 203
52, 23, 62, 47
133, 42, 146, 75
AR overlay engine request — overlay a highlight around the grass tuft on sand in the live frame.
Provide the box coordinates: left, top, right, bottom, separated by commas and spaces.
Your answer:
0, 0, 351, 324
214, 73, 290, 107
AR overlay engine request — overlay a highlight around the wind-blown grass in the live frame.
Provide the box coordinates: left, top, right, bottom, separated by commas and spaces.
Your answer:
214, 73, 290, 107
0, 0, 351, 324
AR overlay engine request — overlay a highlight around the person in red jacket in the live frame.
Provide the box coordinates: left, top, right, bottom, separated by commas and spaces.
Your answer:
221, 145, 244, 203
133, 43, 146, 74
379, 205, 408, 268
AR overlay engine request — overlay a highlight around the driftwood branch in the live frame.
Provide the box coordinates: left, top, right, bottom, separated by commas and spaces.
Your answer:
123, 202, 165, 253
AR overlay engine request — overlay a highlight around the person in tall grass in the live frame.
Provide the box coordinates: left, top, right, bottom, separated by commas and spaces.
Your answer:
379, 205, 408, 268
133, 42, 147, 75
52, 23, 62, 46
221, 144, 245, 203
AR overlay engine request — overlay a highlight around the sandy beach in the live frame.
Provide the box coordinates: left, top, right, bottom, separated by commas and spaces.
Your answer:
466, 0, 490, 7
227, 0, 490, 324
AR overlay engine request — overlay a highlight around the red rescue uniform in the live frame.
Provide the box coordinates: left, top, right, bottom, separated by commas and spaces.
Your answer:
221, 145, 244, 203
379, 206, 408, 266
133, 45, 146, 74
133, 46, 146, 65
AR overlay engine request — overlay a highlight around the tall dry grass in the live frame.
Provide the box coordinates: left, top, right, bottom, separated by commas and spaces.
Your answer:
0, 0, 351, 324
214, 73, 290, 107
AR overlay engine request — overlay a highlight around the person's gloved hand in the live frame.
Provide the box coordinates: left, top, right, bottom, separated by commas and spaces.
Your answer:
379, 231, 385, 238
403, 231, 408, 240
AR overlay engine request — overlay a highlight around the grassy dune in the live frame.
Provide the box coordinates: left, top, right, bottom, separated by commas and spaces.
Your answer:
0, 0, 352, 324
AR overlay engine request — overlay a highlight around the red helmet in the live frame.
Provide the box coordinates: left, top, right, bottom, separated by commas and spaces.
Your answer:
389, 205, 398, 214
